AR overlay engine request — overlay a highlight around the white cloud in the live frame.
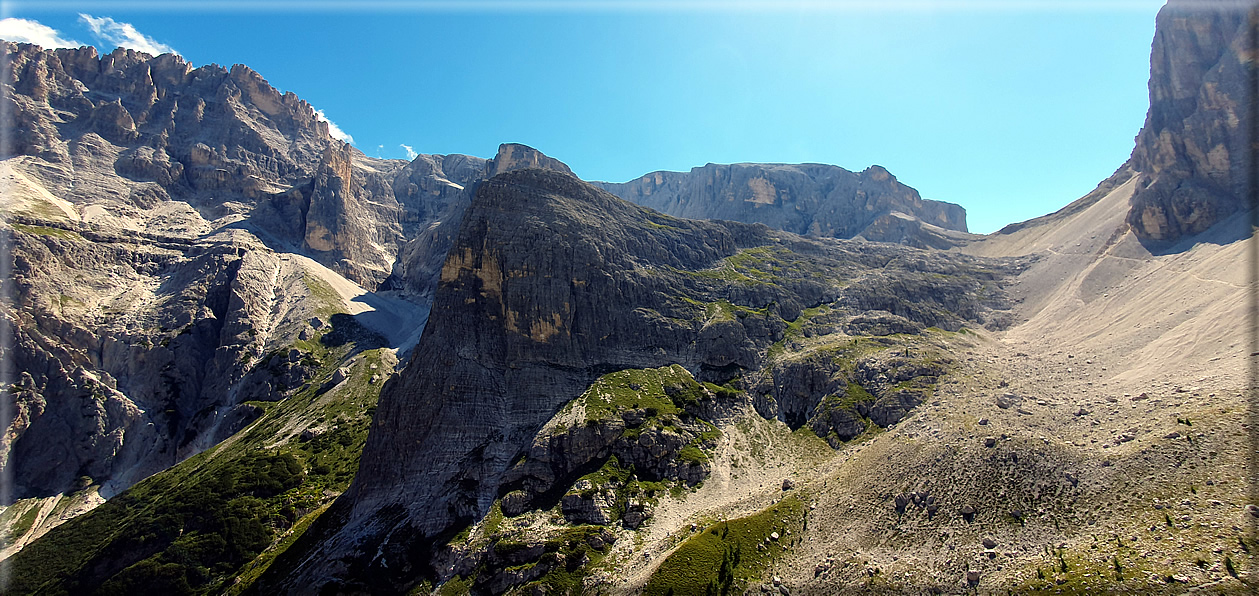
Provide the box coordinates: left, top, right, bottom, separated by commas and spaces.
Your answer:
0, 18, 82, 48
314, 109, 355, 144
400, 144, 419, 160
79, 14, 177, 56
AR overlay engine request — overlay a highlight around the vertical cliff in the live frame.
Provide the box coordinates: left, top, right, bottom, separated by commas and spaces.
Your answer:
1126, 0, 1255, 243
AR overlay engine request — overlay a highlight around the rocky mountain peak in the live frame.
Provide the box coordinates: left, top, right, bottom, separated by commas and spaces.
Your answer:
485, 142, 575, 178
258, 159, 1020, 592
859, 164, 894, 182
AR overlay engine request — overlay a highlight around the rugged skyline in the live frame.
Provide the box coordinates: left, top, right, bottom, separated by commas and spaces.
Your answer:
0, 0, 1253, 594
1, 4, 1162, 233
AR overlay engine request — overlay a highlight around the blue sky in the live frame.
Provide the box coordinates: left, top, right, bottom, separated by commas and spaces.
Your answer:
2, 2, 1164, 233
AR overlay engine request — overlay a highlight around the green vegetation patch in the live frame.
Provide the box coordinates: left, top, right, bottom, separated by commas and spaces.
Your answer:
6, 348, 390, 596
11, 223, 84, 241
1016, 544, 1180, 595
643, 495, 807, 595
440, 525, 615, 596
301, 274, 344, 318
676, 245, 825, 288
8, 452, 303, 596
563, 455, 688, 526
819, 381, 875, 413
224, 503, 329, 596
575, 364, 706, 423
520, 525, 615, 594
0, 500, 44, 543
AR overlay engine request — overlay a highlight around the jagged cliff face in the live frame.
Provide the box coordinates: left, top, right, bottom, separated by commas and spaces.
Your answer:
0, 42, 491, 508
382, 143, 574, 298
1, 41, 489, 290
596, 162, 969, 245
1, 222, 400, 504
5, 43, 331, 217
1126, 0, 1255, 242
264, 163, 1019, 593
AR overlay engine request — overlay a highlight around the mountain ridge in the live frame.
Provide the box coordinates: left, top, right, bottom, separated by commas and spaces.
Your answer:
595, 160, 970, 249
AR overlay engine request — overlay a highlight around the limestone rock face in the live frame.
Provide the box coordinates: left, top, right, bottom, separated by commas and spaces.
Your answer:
341, 169, 758, 536
1, 41, 491, 291
596, 162, 968, 242
263, 159, 1020, 593
3, 44, 332, 202
858, 211, 976, 249
485, 142, 575, 178
1126, 0, 1253, 243
0, 42, 490, 508
1, 225, 335, 500
383, 143, 574, 298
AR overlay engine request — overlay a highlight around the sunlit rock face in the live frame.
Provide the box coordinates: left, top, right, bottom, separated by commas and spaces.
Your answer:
596, 162, 968, 243
1126, 0, 1253, 243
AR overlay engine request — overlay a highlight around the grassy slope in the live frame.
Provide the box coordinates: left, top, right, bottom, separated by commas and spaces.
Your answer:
643, 495, 807, 595
4, 320, 388, 596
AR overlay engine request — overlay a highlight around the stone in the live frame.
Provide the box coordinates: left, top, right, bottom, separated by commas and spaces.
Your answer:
622, 501, 655, 530
984, 437, 997, 448
562, 490, 613, 525
995, 393, 1022, 409
500, 490, 530, 517
621, 409, 647, 427
842, 311, 924, 336
895, 493, 912, 513
782, 478, 796, 491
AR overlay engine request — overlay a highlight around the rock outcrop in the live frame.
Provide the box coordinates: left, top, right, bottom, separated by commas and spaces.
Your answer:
1125, 0, 1254, 243
596, 162, 968, 243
